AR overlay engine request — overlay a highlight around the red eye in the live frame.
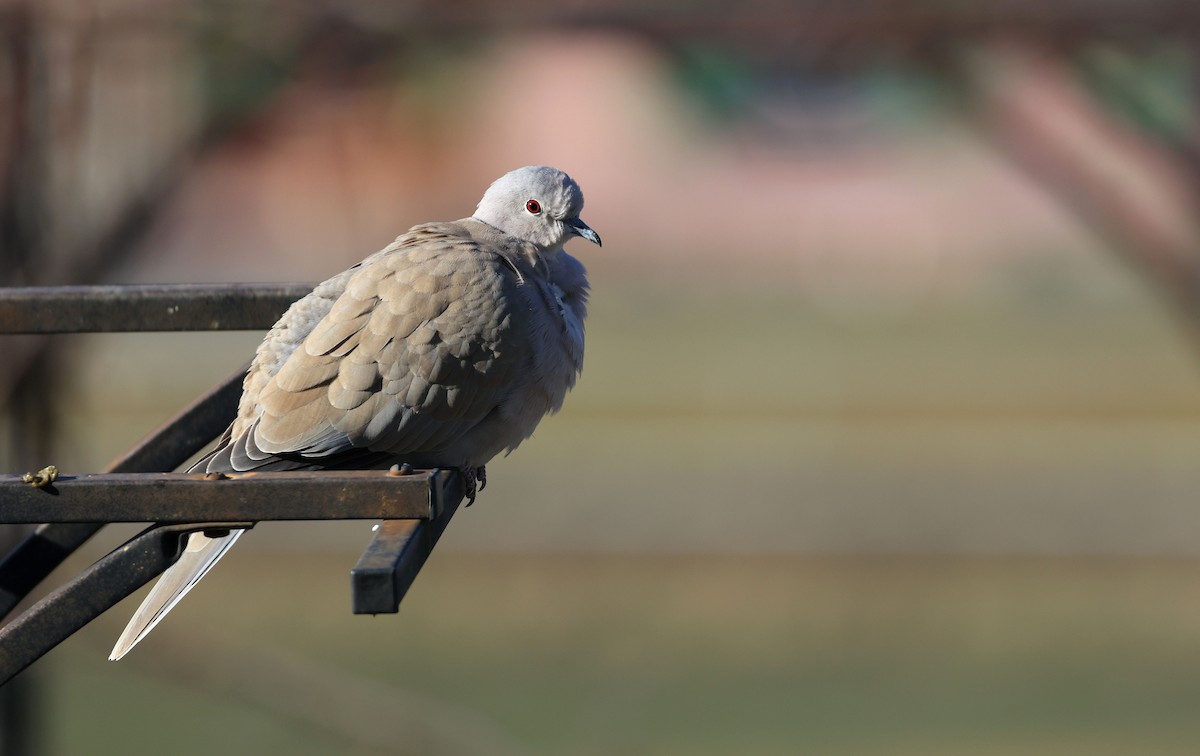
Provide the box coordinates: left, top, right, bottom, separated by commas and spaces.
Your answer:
525, 199, 541, 214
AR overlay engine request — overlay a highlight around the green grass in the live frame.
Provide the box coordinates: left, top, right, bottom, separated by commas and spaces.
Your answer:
39, 552, 1200, 755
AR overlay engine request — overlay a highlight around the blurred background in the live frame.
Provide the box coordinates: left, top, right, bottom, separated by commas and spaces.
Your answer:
5, 0, 1200, 753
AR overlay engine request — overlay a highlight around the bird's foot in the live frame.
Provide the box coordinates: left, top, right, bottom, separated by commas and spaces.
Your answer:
459, 465, 486, 505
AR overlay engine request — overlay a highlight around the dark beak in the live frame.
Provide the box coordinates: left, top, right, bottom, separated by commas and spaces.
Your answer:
566, 217, 602, 247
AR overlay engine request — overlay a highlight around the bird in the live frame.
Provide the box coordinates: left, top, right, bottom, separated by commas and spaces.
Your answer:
109, 165, 599, 660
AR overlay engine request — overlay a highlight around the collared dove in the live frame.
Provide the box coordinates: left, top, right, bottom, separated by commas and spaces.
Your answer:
110, 165, 599, 660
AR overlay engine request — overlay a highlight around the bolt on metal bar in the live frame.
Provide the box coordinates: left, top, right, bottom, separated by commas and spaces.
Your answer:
0, 367, 245, 621
0, 470, 440, 524
0, 522, 253, 687
0, 283, 313, 333
351, 471, 463, 614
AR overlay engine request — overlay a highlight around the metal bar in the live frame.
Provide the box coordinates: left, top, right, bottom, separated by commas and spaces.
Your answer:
351, 520, 423, 614
351, 470, 463, 614
0, 522, 252, 687
0, 368, 243, 621
0, 470, 438, 523
0, 283, 313, 333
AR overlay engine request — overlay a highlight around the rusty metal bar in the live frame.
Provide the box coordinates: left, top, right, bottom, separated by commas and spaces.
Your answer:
351, 471, 463, 614
0, 367, 244, 620
0, 283, 312, 333
0, 522, 253, 686
0, 470, 439, 524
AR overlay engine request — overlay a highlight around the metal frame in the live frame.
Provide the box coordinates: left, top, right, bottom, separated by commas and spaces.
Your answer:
0, 284, 314, 333
0, 470, 445, 523
0, 284, 466, 685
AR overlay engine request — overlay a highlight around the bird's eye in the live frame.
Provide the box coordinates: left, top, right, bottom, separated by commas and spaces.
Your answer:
525, 199, 541, 214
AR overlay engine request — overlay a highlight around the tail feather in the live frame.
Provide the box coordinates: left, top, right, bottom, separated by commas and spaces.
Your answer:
108, 529, 245, 661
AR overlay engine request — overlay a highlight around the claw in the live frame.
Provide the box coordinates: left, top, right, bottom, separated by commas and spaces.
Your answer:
458, 465, 487, 505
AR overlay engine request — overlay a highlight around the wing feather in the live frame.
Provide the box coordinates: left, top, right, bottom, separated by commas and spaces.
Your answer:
214, 222, 530, 470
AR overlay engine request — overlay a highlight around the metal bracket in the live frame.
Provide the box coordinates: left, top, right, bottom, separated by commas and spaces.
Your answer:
0, 284, 468, 686
0, 466, 464, 686
0, 467, 463, 685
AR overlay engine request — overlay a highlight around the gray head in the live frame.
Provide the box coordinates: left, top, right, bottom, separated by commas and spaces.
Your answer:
473, 166, 601, 251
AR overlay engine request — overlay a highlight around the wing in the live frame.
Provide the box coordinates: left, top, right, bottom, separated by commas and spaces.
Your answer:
204, 224, 529, 473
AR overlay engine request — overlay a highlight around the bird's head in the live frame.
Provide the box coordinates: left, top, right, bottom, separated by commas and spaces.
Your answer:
473, 166, 601, 252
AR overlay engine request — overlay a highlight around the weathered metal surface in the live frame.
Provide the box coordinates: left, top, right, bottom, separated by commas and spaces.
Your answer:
0, 368, 243, 620
0, 470, 439, 523
0, 283, 313, 333
0, 522, 253, 686
350, 470, 463, 614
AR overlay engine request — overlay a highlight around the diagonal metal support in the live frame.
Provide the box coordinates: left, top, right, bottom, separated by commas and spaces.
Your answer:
0, 468, 459, 686
0, 522, 252, 686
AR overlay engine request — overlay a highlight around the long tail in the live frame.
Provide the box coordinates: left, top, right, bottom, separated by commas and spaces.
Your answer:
108, 528, 245, 660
